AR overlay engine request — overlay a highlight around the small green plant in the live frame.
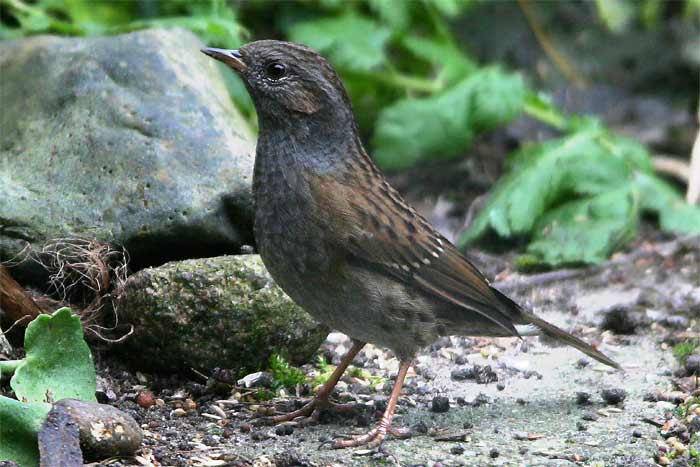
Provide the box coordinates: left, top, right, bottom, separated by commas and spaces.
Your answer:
0, 308, 96, 467
268, 353, 305, 390
311, 354, 335, 388
348, 366, 386, 391
673, 341, 699, 366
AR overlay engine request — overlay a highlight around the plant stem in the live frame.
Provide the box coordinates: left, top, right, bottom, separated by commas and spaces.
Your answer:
0, 360, 23, 376
522, 99, 569, 131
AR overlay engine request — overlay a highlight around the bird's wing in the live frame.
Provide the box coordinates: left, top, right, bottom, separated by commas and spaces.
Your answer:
311, 174, 520, 337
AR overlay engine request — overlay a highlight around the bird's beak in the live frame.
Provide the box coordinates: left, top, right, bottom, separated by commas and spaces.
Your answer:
201, 47, 247, 72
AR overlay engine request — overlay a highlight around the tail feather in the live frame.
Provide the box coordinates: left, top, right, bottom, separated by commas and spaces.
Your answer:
490, 287, 620, 370
525, 313, 621, 370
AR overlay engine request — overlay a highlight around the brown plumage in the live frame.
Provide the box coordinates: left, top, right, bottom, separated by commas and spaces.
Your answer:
202, 40, 619, 449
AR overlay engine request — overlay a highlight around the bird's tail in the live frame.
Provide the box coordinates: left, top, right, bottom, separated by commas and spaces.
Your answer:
490, 287, 620, 370
524, 312, 621, 370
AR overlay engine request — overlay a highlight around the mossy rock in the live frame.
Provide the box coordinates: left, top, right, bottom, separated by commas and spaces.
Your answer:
116, 255, 328, 374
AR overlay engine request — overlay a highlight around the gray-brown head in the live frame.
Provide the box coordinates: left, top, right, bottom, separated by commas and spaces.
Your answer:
202, 40, 353, 125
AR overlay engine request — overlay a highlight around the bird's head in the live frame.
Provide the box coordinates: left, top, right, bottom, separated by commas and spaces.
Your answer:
202, 40, 352, 123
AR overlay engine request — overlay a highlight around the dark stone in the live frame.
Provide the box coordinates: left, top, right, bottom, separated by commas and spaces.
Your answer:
685, 355, 700, 376
601, 307, 637, 334
412, 421, 429, 434
489, 448, 500, 458
576, 392, 592, 405
275, 424, 294, 436
450, 444, 465, 455
38, 404, 83, 466
601, 388, 627, 405
431, 396, 450, 413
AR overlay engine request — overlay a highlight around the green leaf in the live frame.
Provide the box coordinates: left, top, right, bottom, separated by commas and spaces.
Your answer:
11, 308, 96, 404
635, 173, 700, 233
373, 68, 525, 170
368, 0, 412, 30
287, 12, 391, 72
401, 35, 476, 85
460, 129, 649, 244
525, 187, 639, 266
594, 0, 636, 33
469, 68, 526, 130
0, 397, 50, 467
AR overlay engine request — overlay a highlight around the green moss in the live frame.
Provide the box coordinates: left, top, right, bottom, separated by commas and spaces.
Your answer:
268, 354, 305, 390
673, 340, 699, 366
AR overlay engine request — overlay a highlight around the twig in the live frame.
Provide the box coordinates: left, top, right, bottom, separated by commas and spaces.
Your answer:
517, 0, 588, 88
494, 234, 700, 292
652, 155, 691, 183
687, 125, 700, 205
0, 265, 43, 328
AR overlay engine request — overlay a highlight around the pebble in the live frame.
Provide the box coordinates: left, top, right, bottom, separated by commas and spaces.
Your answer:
170, 408, 187, 418
496, 383, 505, 391
685, 355, 700, 375
275, 424, 294, 436
601, 388, 627, 405
576, 392, 592, 405
450, 444, 465, 455
431, 396, 450, 413
577, 422, 588, 432
412, 421, 429, 434
136, 391, 155, 409
632, 429, 642, 438
489, 448, 500, 458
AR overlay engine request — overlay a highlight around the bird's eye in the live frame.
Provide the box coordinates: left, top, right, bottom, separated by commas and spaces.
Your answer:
265, 62, 287, 80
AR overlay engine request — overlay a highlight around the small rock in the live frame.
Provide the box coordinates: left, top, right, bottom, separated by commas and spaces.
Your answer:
576, 392, 592, 405
450, 444, 465, 455
463, 422, 473, 430
601, 388, 627, 405
601, 307, 637, 334
489, 448, 500, 458
450, 367, 474, 381
513, 431, 528, 440
275, 424, 294, 436
685, 355, 700, 376
136, 391, 155, 409
53, 399, 142, 461
582, 413, 599, 422
412, 421, 429, 434
431, 396, 450, 413
632, 429, 642, 438
170, 408, 187, 417
238, 371, 275, 388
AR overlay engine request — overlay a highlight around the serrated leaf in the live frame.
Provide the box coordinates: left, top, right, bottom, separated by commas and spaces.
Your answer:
373, 68, 525, 170
525, 187, 639, 266
635, 172, 700, 233
287, 12, 391, 72
459, 130, 651, 250
368, 0, 413, 30
11, 308, 96, 404
0, 397, 50, 467
469, 68, 525, 130
401, 35, 476, 85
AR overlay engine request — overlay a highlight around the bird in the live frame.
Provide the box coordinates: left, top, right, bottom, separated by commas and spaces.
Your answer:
201, 40, 620, 449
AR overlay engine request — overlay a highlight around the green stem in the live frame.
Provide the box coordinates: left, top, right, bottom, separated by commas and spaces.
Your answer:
523, 99, 569, 131
0, 360, 23, 376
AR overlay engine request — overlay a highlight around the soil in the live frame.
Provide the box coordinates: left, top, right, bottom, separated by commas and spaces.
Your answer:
13, 231, 690, 467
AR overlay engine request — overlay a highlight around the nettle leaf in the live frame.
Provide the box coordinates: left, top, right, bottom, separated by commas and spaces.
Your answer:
0, 397, 50, 467
373, 68, 524, 170
11, 308, 96, 404
525, 187, 639, 266
635, 172, 700, 233
287, 12, 391, 72
459, 130, 651, 252
401, 35, 476, 85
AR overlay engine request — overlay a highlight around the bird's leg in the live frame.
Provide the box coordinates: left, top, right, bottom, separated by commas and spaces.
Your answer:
257, 339, 365, 425
332, 360, 411, 449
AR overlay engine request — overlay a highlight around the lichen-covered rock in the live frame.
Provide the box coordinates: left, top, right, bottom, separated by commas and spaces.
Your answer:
0, 28, 255, 271
116, 255, 328, 373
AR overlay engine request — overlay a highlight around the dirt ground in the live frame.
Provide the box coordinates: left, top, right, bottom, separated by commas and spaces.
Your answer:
74, 232, 699, 467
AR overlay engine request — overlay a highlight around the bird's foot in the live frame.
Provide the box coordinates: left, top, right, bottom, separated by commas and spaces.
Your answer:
256, 397, 359, 426
331, 425, 410, 449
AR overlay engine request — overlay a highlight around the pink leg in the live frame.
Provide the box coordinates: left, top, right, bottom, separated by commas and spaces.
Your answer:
332, 360, 411, 449
257, 340, 365, 425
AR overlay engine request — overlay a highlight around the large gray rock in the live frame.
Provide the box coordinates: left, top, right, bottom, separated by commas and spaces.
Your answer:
0, 28, 255, 271
116, 255, 328, 373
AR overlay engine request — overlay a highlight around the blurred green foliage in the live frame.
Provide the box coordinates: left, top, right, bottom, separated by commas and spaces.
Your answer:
1, 0, 698, 266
